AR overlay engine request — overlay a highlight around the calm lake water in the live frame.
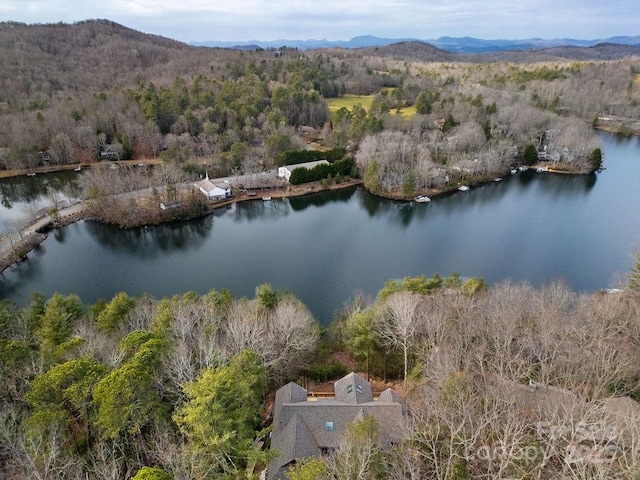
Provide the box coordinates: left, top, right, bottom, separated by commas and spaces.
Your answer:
1, 132, 640, 324
0, 170, 81, 234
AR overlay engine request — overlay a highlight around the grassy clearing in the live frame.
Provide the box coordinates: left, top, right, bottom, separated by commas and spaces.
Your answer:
395, 105, 417, 119
326, 94, 376, 113
326, 91, 417, 119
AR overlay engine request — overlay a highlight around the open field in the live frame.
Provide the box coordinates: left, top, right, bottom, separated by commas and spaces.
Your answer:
326, 94, 376, 113
395, 104, 417, 119
326, 91, 417, 119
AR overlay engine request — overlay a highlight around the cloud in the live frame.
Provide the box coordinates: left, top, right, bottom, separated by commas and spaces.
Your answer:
1, 0, 638, 42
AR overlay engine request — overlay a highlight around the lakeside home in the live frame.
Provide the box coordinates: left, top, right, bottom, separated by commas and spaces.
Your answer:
268, 372, 406, 480
195, 172, 231, 200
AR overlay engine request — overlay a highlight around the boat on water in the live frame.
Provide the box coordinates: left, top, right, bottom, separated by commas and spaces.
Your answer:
494, 177, 502, 182
414, 195, 431, 203
458, 185, 470, 191
26, 172, 36, 177
511, 168, 518, 174
262, 196, 272, 201
74, 166, 82, 171
518, 166, 527, 172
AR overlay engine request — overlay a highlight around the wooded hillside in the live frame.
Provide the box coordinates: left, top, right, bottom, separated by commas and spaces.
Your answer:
0, 20, 639, 191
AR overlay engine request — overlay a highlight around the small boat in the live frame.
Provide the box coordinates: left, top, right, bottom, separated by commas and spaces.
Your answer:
26, 172, 36, 177
262, 196, 272, 201
511, 168, 518, 175
494, 177, 502, 182
74, 166, 82, 171
458, 185, 470, 191
518, 166, 527, 172
414, 195, 431, 203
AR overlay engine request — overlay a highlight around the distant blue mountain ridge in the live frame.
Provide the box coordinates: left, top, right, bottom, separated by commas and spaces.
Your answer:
191, 35, 640, 53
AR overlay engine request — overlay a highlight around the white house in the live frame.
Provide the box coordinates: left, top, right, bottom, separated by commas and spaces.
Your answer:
194, 172, 231, 200
277, 160, 330, 182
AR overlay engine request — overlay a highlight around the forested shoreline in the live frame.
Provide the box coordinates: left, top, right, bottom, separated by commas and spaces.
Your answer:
2, 20, 638, 196
2, 266, 640, 478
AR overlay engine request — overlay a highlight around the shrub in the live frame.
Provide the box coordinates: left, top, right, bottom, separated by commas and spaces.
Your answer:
589, 147, 603, 172
277, 147, 347, 167
307, 359, 348, 383
289, 157, 356, 185
523, 144, 538, 165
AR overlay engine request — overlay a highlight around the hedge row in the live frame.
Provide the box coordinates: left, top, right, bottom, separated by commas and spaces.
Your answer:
289, 157, 356, 185
276, 147, 347, 166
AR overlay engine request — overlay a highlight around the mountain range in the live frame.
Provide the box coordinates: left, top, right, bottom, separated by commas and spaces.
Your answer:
192, 35, 640, 53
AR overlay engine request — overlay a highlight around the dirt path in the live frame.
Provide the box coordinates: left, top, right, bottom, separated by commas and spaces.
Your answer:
0, 159, 166, 179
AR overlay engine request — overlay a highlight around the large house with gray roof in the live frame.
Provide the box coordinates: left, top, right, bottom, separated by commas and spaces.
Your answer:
267, 372, 406, 480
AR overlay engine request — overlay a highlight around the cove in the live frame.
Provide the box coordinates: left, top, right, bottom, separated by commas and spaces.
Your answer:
1, 132, 640, 324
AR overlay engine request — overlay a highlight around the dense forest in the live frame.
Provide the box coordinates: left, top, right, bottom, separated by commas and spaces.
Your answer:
1, 21, 639, 196
2, 263, 640, 479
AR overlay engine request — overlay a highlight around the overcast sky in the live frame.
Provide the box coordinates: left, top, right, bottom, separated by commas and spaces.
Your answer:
1, 0, 638, 43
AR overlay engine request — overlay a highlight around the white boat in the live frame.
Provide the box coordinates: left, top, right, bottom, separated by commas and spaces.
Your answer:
414, 195, 431, 203
74, 166, 82, 171
262, 196, 272, 201
494, 177, 502, 182
458, 185, 470, 191
511, 168, 518, 174
26, 172, 36, 177
518, 166, 527, 172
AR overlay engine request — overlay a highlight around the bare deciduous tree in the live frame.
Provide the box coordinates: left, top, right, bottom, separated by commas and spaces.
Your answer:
375, 291, 425, 388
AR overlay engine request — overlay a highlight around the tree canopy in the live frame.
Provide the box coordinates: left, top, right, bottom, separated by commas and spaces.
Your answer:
173, 350, 268, 477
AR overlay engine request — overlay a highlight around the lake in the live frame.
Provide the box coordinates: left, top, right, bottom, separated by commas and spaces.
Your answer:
1, 132, 639, 324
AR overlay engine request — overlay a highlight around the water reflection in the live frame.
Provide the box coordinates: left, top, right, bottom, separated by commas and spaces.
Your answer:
518, 170, 536, 186
53, 228, 66, 242
363, 195, 433, 228
230, 198, 293, 222
289, 186, 356, 211
534, 172, 597, 198
0, 178, 43, 207
84, 217, 212, 257
395, 202, 417, 227
0, 171, 80, 206
0, 244, 46, 295
360, 189, 383, 217
0, 171, 81, 235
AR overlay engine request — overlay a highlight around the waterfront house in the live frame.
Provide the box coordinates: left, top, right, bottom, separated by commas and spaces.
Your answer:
194, 172, 231, 200
267, 372, 406, 480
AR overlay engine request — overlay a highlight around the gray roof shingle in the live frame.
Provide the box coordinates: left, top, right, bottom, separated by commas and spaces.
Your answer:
267, 373, 406, 480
